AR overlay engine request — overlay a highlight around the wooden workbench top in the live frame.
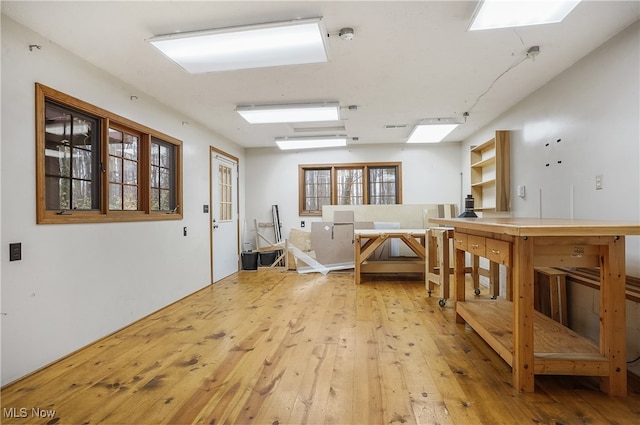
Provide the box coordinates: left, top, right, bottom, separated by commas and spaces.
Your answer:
354, 228, 426, 236
429, 217, 640, 237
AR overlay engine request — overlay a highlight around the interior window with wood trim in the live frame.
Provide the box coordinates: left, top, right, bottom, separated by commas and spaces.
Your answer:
36, 83, 183, 224
150, 137, 178, 212
299, 162, 402, 215
218, 163, 233, 221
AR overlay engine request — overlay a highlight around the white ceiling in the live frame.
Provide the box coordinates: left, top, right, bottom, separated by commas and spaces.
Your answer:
2, 1, 638, 148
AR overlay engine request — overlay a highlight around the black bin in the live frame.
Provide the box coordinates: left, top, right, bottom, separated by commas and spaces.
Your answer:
241, 251, 258, 270
259, 250, 277, 267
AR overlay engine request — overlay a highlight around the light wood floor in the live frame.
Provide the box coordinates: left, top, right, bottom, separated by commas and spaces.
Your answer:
2, 270, 639, 425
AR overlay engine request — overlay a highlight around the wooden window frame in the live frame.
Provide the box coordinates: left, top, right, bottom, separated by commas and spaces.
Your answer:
107, 123, 143, 213
298, 162, 402, 216
36, 83, 183, 224
299, 166, 332, 216
150, 137, 179, 213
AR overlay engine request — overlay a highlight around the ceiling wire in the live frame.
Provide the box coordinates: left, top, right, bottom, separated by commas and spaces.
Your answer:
465, 53, 530, 114
513, 29, 526, 47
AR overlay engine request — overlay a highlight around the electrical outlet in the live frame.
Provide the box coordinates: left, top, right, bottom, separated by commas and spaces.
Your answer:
300, 221, 305, 228
595, 174, 603, 190
9, 243, 21, 261
183, 227, 188, 236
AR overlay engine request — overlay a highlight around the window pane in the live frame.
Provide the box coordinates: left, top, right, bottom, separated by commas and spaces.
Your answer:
151, 165, 159, 188
45, 106, 71, 140
123, 185, 138, 210
45, 142, 70, 177
336, 168, 363, 205
45, 176, 70, 210
159, 145, 169, 167
108, 129, 123, 156
109, 183, 122, 210
71, 117, 94, 148
151, 138, 176, 211
218, 164, 232, 221
109, 156, 122, 183
151, 188, 159, 211
303, 169, 331, 212
123, 134, 138, 160
159, 168, 170, 189
72, 180, 93, 210
159, 189, 170, 211
369, 166, 398, 205
151, 143, 160, 165
109, 127, 139, 211
123, 159, 137, 185
72, 148, 92, 180
44, 101, 99, 211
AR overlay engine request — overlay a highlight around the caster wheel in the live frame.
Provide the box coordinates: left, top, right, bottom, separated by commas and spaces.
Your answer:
428, 290, 432, 297
490, 295, 497, 300
438, 299, 446, 307
474, 288, 481, 296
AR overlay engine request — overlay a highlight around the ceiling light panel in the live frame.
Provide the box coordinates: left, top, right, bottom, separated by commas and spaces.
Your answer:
407, 119, 459, 144
275, 136, 347, 150
469, 0, 581, 31
236, 102, 340, 124
148, 18, 328, 73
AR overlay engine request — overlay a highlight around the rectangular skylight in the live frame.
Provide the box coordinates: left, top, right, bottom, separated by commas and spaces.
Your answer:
236, 102, 340, 124
148, 18, 328, 73
407, 119, 459, 144
469, 0, 581, 31
275, 136, 347, 150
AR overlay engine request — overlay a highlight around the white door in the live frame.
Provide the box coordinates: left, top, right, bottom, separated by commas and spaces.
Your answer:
211, 148, 239, 282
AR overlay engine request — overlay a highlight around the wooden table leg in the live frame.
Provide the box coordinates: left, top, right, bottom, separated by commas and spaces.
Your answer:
437, 229, 451, 301
454, 246, 466, 324
512, 236, 535, 392
425, 229, 435, 294
355, 234, 362, 284
489, 261, 500, 299
472, 255, 480, 291
599, 236, 627, 396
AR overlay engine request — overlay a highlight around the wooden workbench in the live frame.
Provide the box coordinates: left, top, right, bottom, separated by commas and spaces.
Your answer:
429, 217, 640, 396
354, 229, 426, 284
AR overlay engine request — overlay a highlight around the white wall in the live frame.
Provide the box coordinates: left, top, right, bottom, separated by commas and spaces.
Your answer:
0, 15, 245, 385
244, 143, 462, 250
460, 21, 640, 374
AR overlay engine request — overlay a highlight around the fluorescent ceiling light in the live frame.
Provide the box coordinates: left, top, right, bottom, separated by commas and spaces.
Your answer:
236, 102, 340, 124
469, 0, 581, 31
275, 135, 347, 150
148, 18, 328, 73
407, 119, 459, 144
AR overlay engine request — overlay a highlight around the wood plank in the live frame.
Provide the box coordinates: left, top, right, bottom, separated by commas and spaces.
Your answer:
361, 260, 425, 274
513, 235, 535, 392
599, 236, 628, 396
457, 298, 615, 379
458, 300, 602, 355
